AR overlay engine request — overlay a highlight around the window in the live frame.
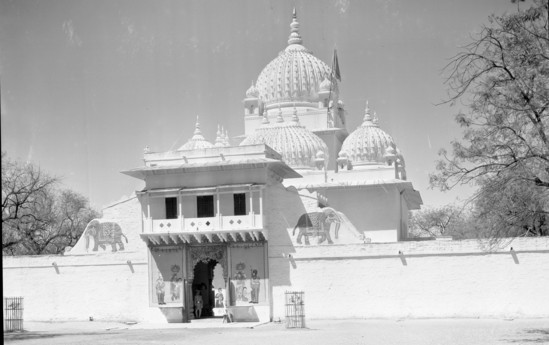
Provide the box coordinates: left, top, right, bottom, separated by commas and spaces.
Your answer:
233, 193, 247, 216
197, 195, 214, 218
165, 197, 178, 219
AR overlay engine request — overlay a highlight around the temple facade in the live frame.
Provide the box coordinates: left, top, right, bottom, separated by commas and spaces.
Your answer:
5, 10, 549, 325
67, 9, 422, 323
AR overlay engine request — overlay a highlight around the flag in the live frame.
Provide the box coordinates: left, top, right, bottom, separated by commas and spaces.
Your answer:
331, 49, 341, 82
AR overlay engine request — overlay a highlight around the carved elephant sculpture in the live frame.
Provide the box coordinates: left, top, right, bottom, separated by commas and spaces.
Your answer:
85, 219, 128, 252
292, 207, 341, 245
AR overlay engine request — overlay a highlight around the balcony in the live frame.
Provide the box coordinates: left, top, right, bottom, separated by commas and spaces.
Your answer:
142, 214, 266, 245
147, 214, 263, 234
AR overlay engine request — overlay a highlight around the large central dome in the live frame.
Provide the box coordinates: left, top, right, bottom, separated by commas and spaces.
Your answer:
255, 10, 335, 106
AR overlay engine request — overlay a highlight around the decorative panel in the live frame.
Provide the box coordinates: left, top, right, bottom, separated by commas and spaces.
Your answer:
229, 243, 266, 306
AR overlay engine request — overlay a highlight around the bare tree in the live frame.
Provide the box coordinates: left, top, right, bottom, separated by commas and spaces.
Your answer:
431, 0, 549, 191
2, 152, 99, 255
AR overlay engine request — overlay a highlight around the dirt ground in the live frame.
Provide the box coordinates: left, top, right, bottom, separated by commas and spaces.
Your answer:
4, 318, 549, 345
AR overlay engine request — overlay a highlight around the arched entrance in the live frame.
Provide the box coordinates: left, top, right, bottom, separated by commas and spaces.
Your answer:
187, 245, 228, 320
192, 260, 218, 317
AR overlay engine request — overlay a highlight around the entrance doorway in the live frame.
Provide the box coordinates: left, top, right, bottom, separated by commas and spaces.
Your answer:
192, 259, 223, 318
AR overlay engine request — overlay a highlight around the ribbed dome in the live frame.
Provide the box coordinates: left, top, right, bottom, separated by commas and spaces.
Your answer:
340, 102, 397, 165
240, 108, 328, 169
245, 82, 259, 98
255, 10, 336, 105
178, 117, 214, 151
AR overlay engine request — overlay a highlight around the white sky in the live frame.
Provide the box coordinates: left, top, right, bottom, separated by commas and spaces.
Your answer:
0, 0, 525, 209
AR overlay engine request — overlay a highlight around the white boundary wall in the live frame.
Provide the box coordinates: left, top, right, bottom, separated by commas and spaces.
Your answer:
268, 237, 549, 320
3, 237, 549, 322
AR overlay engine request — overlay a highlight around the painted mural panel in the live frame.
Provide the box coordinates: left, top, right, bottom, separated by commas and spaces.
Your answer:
290, 207, 366, 245
229, 243, 266, 306
150, 247, 184, 306
68, 218, 145, 254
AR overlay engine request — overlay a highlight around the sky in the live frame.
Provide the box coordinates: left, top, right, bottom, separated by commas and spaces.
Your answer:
0, 0, 526, 210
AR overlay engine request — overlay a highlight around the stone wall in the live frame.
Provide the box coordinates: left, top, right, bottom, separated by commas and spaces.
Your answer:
3, 237, 548, 322
2, 251, 165, 322
269, 237, 549, 320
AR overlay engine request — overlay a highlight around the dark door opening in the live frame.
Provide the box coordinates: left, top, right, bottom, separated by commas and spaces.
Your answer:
192, 259, 219, 318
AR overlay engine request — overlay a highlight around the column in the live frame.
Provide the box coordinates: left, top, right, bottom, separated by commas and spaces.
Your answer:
146, 193, 152, 232
216, 189, 221, 230
249, 188, 255, 227
178, 193, 184, 231
259, 189, 263, 228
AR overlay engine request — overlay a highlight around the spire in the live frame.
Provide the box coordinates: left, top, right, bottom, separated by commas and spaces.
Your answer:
287, 8, 303, 46
373, 111, 379, 127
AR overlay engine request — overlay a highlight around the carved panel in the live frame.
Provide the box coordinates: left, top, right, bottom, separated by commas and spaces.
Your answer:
188, 245, 228, 282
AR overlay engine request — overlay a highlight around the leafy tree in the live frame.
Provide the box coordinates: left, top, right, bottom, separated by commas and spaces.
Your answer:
2, 152, 99, 255
431, 0, 549, 191
473, 172, 548, 239
429, 1, 549, 239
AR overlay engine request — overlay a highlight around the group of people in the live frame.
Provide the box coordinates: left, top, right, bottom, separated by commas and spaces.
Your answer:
155, 275, 183, 304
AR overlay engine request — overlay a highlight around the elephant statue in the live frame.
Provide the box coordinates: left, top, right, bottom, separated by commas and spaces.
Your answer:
292, 207, 341, 245
84, 219, 128, 252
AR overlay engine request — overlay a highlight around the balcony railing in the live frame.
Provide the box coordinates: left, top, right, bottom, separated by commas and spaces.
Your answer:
148, 214, 262, 233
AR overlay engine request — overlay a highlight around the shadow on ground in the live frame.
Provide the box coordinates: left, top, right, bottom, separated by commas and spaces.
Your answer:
506, 328, 549, 343
3, 331, 119, 343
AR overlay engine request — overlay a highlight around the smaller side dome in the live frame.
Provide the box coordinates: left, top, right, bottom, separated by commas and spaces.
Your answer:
340, 101, 399, 166
245, 81, 259, 98
178, 116, 214, 151
214, 125, 225, 147
319, 77, 332, 92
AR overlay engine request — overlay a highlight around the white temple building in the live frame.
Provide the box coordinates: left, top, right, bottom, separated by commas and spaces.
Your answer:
66, 9, 422, 323
5, 9, 548, 326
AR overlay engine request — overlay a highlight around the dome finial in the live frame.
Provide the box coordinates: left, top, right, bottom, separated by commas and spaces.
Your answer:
224, 128, 230, 146
362, 101, 373, 124
277, 105, 284, 123
292, 104, 300, 123
214, 124, 224, 147
262, 107, 270, 125
194, 115, 201, 135
287, 8, 303, 46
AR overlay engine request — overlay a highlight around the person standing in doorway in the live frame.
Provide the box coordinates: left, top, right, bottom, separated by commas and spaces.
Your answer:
194, 290, 203, 318
251, 269, 260, 303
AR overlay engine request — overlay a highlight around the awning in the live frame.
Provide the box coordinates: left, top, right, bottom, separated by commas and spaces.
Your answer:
122, 158, 301, 180
139, 229, 268, 246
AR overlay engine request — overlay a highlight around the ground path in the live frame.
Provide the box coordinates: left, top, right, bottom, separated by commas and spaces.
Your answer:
4, 319, 549, 345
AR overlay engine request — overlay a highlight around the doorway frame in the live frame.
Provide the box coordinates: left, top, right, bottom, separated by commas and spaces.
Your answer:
185, 244, 229, 321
